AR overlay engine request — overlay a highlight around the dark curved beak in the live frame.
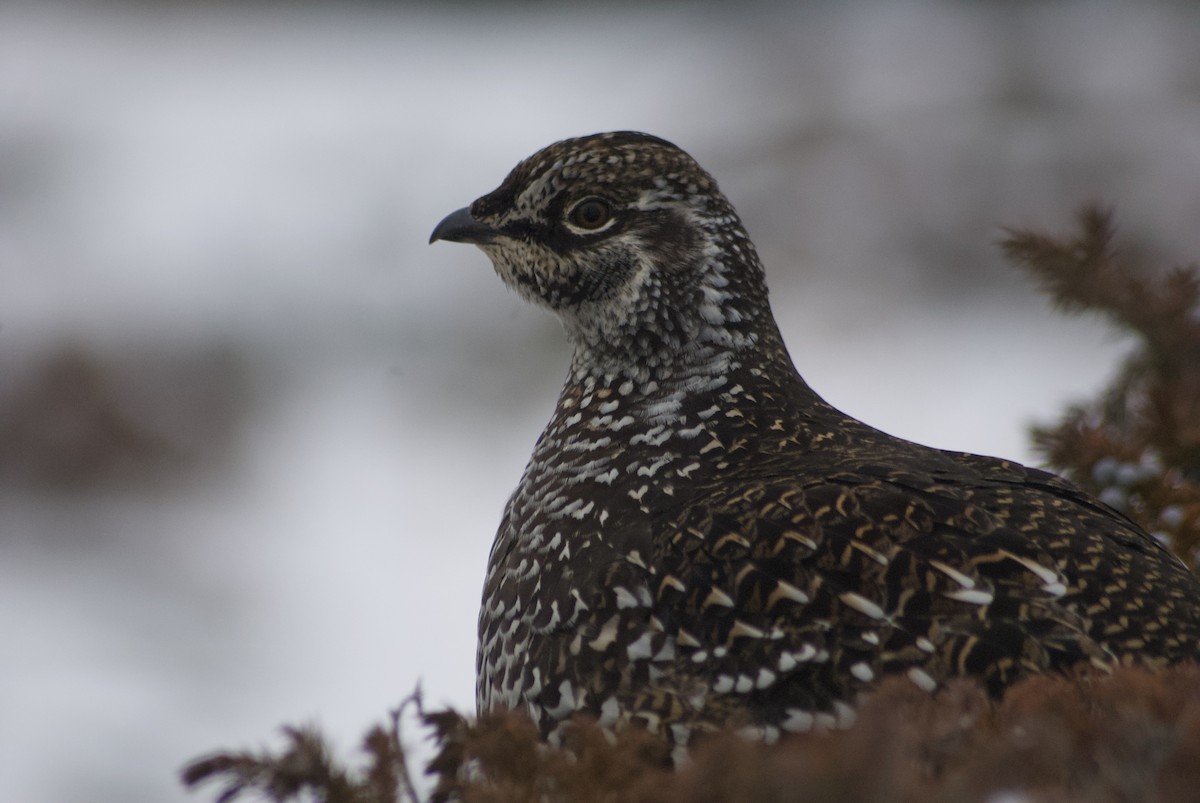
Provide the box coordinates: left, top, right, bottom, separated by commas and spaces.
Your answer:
429, 207, 498, 245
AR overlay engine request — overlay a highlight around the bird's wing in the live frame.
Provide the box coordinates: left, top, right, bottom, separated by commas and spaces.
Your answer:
943, 450, 1185, 566
642, 466, 1141, 729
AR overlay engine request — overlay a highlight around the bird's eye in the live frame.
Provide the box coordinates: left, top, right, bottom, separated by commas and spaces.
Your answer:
568, 198, 612, 231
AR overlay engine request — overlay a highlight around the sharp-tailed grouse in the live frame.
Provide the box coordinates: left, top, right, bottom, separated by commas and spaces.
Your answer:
429, 131, 1200, 751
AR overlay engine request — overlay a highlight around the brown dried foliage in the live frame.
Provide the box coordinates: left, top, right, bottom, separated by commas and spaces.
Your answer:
658, 665, 1200, 803
183, 668, 1200, 803
182, 694, 424, 803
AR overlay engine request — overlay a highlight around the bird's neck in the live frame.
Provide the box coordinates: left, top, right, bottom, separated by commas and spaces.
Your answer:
524, 242, 856, 520
563, 242, 780, 385
540, 303, 830, 487
563, 312, 797, 422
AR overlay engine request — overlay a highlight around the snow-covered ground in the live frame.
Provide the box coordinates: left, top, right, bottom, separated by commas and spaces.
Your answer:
3, 2, 1199, 801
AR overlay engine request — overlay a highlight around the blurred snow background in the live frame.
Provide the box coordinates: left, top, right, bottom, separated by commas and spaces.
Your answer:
2, 1, 1200, 801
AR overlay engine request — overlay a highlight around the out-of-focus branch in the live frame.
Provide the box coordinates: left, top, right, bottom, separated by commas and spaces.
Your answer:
1003, 205, 1200, 564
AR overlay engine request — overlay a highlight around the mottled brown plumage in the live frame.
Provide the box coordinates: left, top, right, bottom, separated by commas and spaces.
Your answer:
430, 132, 1200, 754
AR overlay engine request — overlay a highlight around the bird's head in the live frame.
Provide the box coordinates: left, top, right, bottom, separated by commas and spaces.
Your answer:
431, 132, 774, 376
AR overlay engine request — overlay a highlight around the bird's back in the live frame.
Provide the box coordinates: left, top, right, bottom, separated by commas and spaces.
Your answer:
650, 442, 1200, 738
